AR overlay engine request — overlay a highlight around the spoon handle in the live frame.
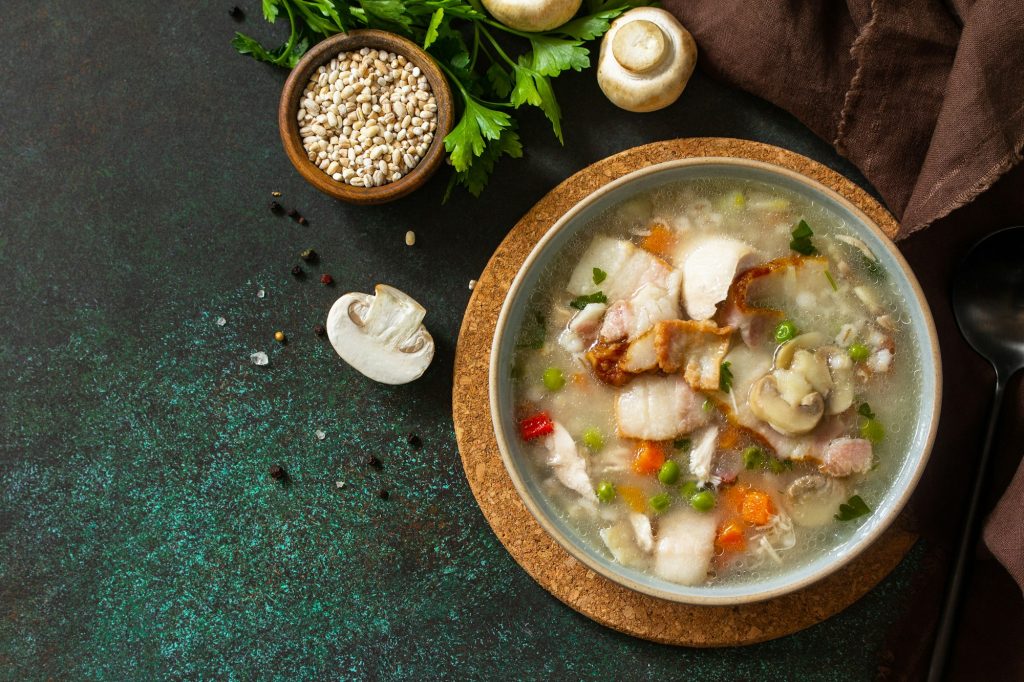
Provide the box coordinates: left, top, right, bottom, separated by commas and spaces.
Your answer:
927, 377, 1006, 682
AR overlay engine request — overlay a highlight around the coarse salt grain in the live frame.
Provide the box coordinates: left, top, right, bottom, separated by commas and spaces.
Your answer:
250, 351, 269, 366
299, 50, 437, 189
468, 279, 477, 291
216, 316, 226, 327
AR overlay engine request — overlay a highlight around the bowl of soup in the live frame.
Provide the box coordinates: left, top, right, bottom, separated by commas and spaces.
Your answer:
489, 158, 940, 605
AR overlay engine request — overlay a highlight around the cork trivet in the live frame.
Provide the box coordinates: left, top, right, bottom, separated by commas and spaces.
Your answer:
452, 138, 911, 646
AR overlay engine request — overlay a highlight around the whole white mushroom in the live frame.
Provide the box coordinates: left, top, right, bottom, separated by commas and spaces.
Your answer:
326, 284, 434, 385
597, 7, 697, 113
481, 0, 582, 32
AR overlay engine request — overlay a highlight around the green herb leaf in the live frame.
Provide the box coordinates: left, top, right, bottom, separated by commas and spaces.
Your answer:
790, 219, 817, 255
447, 126, 523, 198
569, 291, 607, 310
592, 267, 607, 284
485, 63, 513, 98
835, 495, 871, 521
719, 361, 733, 393
529, 36, 590, 77
423, 8, 444, 48
825, 270, 838, 291
858, 403, 875, 419
673, 438, 692, 451
516, 311, 546, 349
444, 96, 513, 172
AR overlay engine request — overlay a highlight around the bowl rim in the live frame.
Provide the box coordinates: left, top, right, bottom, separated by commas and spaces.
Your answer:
277, 29, 454, 205
488, 156, 942, 605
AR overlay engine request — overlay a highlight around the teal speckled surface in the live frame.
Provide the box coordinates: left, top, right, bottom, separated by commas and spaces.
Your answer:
0, 1, 924, 679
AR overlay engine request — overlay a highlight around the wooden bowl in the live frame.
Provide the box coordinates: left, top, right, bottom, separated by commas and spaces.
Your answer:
278, 30, 454, 205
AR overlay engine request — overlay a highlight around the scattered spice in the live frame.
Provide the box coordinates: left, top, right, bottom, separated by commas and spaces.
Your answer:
300, 248, 318, 262
378, 489, 390, 500
468, 279, 477, 291
320, 273, 334, 286
269, 201, 284, 214
287, 208, 299, 218
269, 464, 287, 480
274, 331, 286, 343
215, 316, 227, 327
291, 265, 304, 278
229, 6, 244, 21
298, 50, 438, 188
405, 231, 416, 247
297, 216, 308, 226
335, 481, 346, 489
313, 324, 326, 337
271, 191, 282, 197
406, 433, 422, 448
366, 455, 382, 469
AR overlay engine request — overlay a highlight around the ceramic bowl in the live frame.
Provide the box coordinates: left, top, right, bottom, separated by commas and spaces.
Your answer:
488, 157, 941, 605
278, 30, 453, 205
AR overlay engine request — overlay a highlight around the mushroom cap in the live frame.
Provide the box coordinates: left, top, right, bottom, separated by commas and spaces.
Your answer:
480, 0, 582, 32
748, 374, 825, 435
326, 284, 434, 385
783, 474, 848, 527
597, 7, 697, 113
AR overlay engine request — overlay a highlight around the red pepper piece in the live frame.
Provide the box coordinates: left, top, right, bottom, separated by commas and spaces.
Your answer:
519, 412, 554, 440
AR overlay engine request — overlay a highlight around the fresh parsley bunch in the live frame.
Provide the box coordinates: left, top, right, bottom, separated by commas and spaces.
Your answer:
233, 0, 649, 196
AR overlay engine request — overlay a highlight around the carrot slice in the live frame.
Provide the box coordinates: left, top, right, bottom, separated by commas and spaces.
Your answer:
617, 485, 647, 513
717, 425, 742, 450
722, 483, 750, 514
716, 520, 746, 553
641, 224, 675, 257
632, 440, 666, 475
741, 490, 776, 526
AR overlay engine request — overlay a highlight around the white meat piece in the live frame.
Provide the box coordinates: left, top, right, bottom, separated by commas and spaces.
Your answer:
820, 437, 873, 477
867, 348, 893, 373
689, 425, 719, 484
630, 512, 654, 552
615, 375, 709, 440
600, 519, 649, 569
599, 270, 682, 341
557, 302, 607, 354
652, 510, 717, 585
621, 328, 659, 372
566, 236, 674, 302
543, 422, 596, 501
678, 236, 756, 320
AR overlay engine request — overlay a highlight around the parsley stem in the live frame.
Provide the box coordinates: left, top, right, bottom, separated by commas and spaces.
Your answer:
470, 24, 481, 70
479, 25, 518, 69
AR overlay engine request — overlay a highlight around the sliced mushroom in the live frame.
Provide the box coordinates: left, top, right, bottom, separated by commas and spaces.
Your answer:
773, 332, 827, 369
325, 284, 434, 385
783, 474, 848, 528
748, 374, 824, 435
823, 347, 855, 414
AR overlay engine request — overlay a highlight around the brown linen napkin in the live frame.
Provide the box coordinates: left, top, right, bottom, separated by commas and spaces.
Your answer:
662, 0, 1024, 239
984, 448, 1024, 594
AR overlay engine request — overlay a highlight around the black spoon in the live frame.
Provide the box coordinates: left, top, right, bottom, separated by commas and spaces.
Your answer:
928, 226, 1024, 681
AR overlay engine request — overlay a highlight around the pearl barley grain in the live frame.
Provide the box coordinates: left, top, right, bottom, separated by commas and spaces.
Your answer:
300, 50, 436, 189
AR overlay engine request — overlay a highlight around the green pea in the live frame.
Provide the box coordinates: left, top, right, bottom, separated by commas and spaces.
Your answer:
596, 481, 615, 503
860, 418, 885, 443
742, 446, 765, 470
649, 493, 672, 513
690, 490, 716, 512
847, 343, 870, 362
679, 480, 698, 500
774, 320, 798, 342
673, 437, 692, 451
657, 460, 680, 485
542, 367, 565, 391
582, 427, 604, 451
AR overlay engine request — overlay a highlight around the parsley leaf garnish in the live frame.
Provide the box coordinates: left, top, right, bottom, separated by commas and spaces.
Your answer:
569, 291, 607, 310
835, 495, 871, 521
673, 438, 692, 451
858, 402, 875, 419
592, 267, 607, 284
719, 361, 733, 392
790, 219, 817, 255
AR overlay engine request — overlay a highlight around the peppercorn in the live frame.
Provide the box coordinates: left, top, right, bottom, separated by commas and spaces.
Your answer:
297, 216, 308, 226
320, 274, 333, 286
229, 6, 244, 20
287, 208, 299, 218
407, 433, 422, 448
291, 265, 304, 278
378, 489, 390, 500
300, 248, 318, 262
366, 455, 382, 469
313, 324, 326, 337
269, 464, 286, 480
274, 331, 286, 343
269, 201, 283, 214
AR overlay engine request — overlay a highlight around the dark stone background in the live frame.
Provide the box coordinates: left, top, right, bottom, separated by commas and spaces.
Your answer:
2, 2, 1021, 679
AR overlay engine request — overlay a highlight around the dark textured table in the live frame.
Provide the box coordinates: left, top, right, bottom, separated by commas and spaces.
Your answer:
2, 2, 1022, 680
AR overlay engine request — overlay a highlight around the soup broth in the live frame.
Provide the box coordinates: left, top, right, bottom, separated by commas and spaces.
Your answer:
510, 178, 920, 587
